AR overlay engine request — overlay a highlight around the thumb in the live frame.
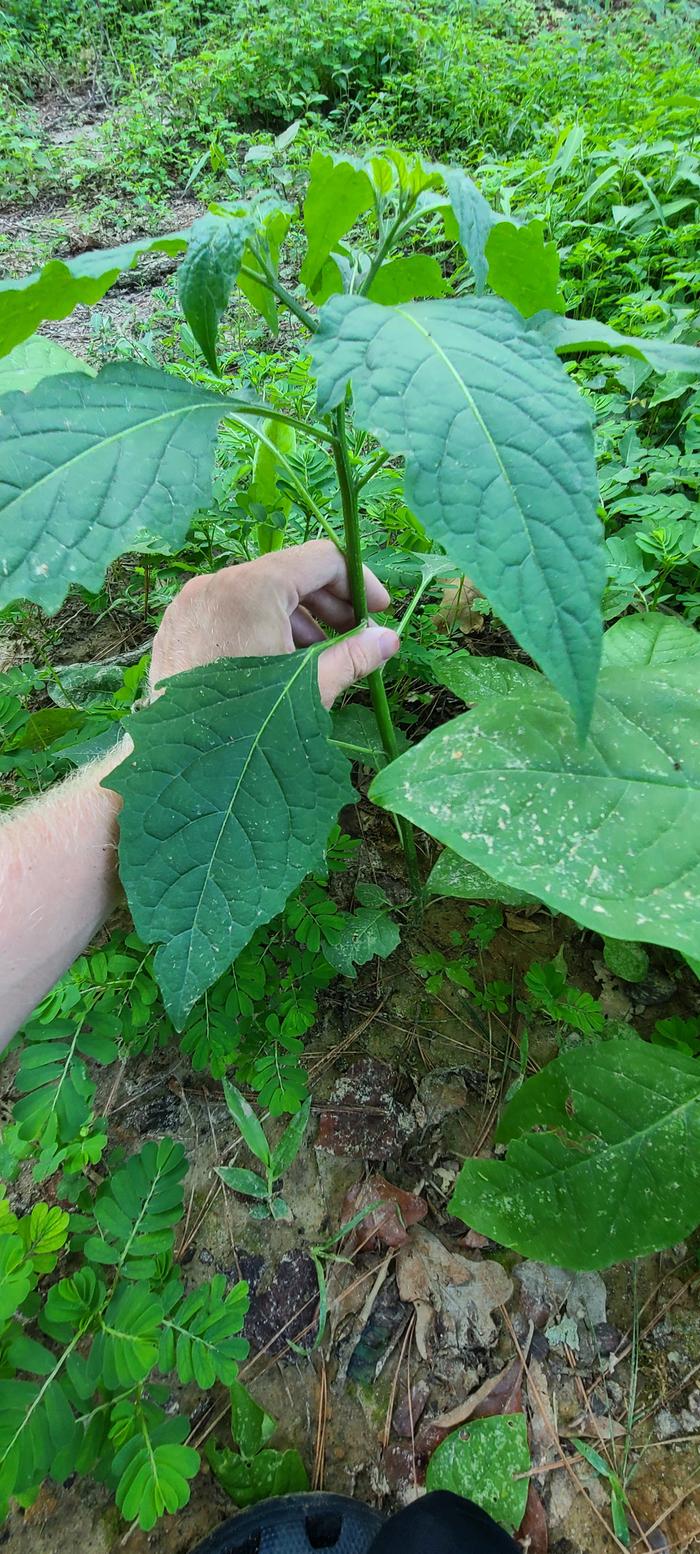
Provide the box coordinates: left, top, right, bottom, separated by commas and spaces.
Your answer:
318, 625, 400, 708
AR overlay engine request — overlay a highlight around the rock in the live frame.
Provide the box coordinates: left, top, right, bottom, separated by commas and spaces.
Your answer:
515, 1262, 607, 1338
317, 1058, 414, 1160
243, 1249, 318, 1357
393, 1380, 431, 1438
416, 1069, 472, 1128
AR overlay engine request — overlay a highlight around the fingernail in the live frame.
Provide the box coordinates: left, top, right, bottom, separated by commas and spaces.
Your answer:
365, 625, 400, 661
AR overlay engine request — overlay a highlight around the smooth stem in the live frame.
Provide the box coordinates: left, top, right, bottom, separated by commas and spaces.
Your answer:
333, 402, 422, 900
239, 261, 317, 334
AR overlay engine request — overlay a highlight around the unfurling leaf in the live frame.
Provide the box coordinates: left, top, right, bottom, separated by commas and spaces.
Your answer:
105, 652, 353, 1024
443, 168, 497, 294
312, 295, 603, 730
178, 213, 254, 372
0, 363, 227, 612
450, 1038, 700, 1268
114, 1418, 199, 1531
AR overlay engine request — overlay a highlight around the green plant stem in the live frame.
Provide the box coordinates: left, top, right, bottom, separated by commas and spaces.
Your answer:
333, 402, 422, 899
359, 201, 413, 296
356, 449, 392, 491
239, 263, 317, 334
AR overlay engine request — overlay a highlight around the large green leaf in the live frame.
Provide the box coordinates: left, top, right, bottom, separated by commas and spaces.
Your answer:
300, 152, 374, 292
485, 218, 564, 318
0, 337, 93, 395
178, 213, 255, 373
601, 611, 700, 673
313, 294, 603, 729
450, 1038, 700, 1267
0, 362, 227, 611
370, 667, 700, 955
105, 652, 353, 1024
0, 232, 189, 357
529, 312, 700, 377
426, 1415, 530, 1532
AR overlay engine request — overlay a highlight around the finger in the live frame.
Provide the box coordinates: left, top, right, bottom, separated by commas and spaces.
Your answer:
302, 587, 356, 631
290, 606, 326, 647
263, 539, 390, 613
317, 625, 400, 709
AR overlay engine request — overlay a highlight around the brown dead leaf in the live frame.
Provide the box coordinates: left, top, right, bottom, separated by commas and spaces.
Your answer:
341, 1174, 428, 1253
506, 912, 544, 934
434, 576, 485, 635
396, 1227, 513, 1360
518, 1482, 549, 1554
434, 1357, 523, 1430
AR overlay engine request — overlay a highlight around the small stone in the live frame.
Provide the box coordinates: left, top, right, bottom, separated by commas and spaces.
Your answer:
594, 1321, 622, 1356
393, 1381, 431, 1439
317, 1058, 414, 1160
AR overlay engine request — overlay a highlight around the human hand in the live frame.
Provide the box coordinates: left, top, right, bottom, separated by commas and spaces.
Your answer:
149, 539, 400, 707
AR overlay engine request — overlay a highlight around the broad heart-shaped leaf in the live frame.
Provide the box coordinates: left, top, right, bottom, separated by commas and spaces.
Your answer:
105, 652, 353, 1025
0, 232, 189, 357
426, 1415, 530, 1532
370, 666, 700, 956
485, 218, 565, 318
427, 851, 537, 907
178, 212, 255, 373
300, 151, 374, 292
0, 362, 227, 612
312, 294, 603, 730
602, 610, 700, 673
450, 1038, 700, 1268
367, 255, 450, 305
0, 337, 93, 395
527, 312, 700, 377
442, 168, 497, 294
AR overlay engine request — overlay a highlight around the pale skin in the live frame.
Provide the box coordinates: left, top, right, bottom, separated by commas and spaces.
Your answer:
0, 541, 399, 1052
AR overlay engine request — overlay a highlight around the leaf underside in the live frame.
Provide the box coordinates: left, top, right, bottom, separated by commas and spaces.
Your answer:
450, 1038, 700, 1267
105, 652, 353, 1025
0, 362, 226, 611
371, 666, 700, 955
312, 294, 604, 730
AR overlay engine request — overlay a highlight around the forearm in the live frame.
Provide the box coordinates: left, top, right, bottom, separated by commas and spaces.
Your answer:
0, 742, 129, 1051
